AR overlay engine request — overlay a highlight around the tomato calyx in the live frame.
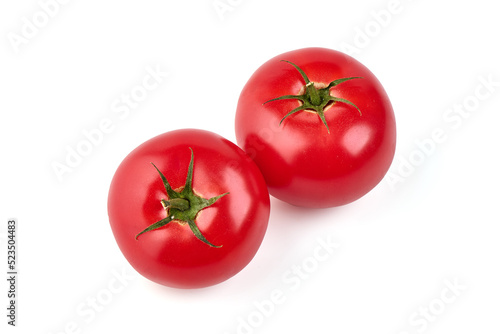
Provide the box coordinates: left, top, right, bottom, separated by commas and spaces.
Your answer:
135, 148, 229, 248
263, 60, 363, 133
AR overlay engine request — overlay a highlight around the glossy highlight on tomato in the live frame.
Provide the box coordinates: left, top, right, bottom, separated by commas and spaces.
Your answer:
108, 129, 270, 288
235, 47, 396, 208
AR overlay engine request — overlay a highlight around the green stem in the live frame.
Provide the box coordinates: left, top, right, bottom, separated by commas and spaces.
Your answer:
161, 198, 190, 211
263, 60, 364, 132
306, 82, 321, 106
136, 148, 228, 248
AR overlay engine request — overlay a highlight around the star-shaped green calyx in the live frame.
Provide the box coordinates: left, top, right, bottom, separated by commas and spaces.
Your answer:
135, 148, 229, 248
263, 60, 363, 133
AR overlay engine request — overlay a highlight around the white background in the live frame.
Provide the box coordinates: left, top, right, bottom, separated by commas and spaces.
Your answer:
1, 0, 499, 333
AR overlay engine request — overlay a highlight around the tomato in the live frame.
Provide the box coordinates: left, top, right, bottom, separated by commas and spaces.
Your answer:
108, 129, 270, 288
235, 47, 396, 208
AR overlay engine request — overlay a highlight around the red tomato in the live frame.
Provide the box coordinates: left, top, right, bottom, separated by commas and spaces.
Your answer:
108, 129, 270, 288
235, 47, 396, 208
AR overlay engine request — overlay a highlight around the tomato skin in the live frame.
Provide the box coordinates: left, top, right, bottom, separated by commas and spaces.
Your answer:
235, 48, 396, 208
108, 129, 270, 289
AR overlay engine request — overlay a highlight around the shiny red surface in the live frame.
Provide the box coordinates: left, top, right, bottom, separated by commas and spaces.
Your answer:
108, 129, 270, 288
235, 48, 396, 207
